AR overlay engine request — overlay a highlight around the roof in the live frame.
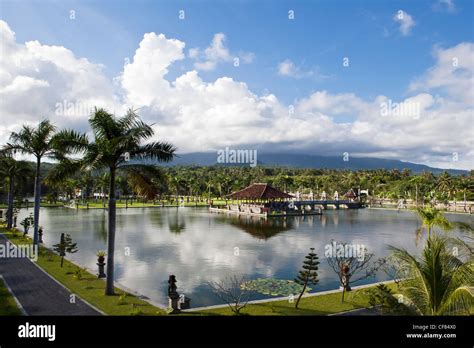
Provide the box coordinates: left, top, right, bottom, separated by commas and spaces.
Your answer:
344, 189, 358, 198
227, 183, 293, 200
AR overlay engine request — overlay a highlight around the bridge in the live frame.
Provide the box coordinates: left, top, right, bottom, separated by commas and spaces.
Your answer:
290, 200, 363, 210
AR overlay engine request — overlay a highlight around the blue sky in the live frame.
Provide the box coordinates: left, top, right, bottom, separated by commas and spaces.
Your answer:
2, 0, 472, 103
0, 0, 473, 169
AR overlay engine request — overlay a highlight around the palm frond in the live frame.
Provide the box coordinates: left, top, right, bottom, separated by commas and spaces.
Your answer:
130, 142, 176, 162
121, 165, 161, 199
50, 129, 89, 155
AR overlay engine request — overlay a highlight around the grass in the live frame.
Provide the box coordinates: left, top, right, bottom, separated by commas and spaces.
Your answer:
0, 277, 22, 316
189, 282, 398, 316
0, 202, 63, 209
1, 227, 167, 316
68, 198, 235, 209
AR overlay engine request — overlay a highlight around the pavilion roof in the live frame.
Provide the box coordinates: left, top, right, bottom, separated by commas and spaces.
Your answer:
227, 183, 293, 200
344, 188, 358, 198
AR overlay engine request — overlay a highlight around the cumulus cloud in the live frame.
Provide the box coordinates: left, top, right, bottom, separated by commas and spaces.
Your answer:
409, 42, 474, 103
190, 33, 253, 71
0, 20, 121, 140
0, 19, 472, 170
393, 10, 415, 36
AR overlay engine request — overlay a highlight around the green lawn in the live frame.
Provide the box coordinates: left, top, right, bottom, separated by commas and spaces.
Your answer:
67, 199, 235, 209
0, 277, 22, 316
0, 202, 63, 209
1, 227, 167, 316
188, 282, 397, 316
0, 199, 239, 210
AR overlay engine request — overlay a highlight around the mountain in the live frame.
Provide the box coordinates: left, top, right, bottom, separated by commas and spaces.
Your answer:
160, 152, 468, 175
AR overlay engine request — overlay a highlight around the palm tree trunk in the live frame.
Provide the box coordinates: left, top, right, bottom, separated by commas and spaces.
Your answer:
105, 167, 117, 296
415, 184, 418, 208
6, 176, 14, 229
33, 158, 41, 246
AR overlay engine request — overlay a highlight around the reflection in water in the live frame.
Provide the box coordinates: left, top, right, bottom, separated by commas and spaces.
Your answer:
168, 212, 186, 234
17, 207, 472, 307
227, 215, 325, 240
227, 215, 292, 240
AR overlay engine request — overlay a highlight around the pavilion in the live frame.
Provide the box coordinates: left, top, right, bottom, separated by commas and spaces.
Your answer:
209, 183, 321, 217
227, 183, 293, 202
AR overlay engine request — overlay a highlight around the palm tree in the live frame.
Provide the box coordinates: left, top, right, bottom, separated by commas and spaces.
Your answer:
409, 175, 423, 207
415, 207, 452, 240
389, 233, 473, 315
0, 155, 32, 229
50, 108, 175, 295
3, 120, 86, 246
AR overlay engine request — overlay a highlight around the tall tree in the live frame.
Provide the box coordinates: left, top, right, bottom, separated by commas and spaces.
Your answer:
389, 233, 473, 315
3, 120, 86, 246
415, 207, 452, 241
0, 154, 32, 229
294, 248, 319, 308
50, 108, 176, 295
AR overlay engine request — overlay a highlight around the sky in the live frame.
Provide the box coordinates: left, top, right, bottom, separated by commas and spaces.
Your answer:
0, 0, 473, 169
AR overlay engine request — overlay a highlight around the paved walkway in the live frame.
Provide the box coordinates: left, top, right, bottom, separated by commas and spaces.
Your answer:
0, 234, 100, 315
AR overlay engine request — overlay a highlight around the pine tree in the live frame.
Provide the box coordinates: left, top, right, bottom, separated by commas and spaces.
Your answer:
294, 247, 319, 309
53, 233, 78, 267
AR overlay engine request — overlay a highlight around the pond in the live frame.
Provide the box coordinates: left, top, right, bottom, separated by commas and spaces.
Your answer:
17, 207, 473, 307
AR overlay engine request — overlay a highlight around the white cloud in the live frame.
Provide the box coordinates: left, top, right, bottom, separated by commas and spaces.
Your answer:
409, 42, 474, 104
277, 59, 328, 80
0, 19, 472, 170
190, 33, 253, 71
393, 10, 415, 36
278, 59, 313, 79
119, 32, 185, 106
0, 20, 121, 141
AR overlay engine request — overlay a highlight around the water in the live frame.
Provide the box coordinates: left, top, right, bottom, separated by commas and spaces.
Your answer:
16, 206, 473, 307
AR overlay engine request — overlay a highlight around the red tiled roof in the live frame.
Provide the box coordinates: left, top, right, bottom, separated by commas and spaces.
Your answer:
227, 183, 293, 200
344, 189, 358, 198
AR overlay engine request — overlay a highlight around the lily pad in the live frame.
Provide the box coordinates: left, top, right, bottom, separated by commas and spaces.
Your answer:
241, 278, 311, 297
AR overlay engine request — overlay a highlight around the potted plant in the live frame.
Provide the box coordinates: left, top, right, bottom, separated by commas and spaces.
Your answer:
38, 226, 44, 243
96, 250, 107, 278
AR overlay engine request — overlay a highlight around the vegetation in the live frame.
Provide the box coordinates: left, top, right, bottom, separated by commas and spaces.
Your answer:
241, 278, 309, 297
1, 158, 473, 214
0, 277, 22, 316
388, 232, 473, 315
2, 120, 86, 246
365, 283, 416, 315
49, 108, 176, 295
192, 282, 399, 316
53, 233, 78, 267
326, 241, 385, 302
1, 227, 166, 315
207, 275, 252, 315
19, 213, 33, 236
415, 207, 453, 240
0, 154, 32, 229
294, 248, 319, 308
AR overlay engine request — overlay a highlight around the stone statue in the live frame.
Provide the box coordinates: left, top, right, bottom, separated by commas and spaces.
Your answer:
168, 275, 181, 313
